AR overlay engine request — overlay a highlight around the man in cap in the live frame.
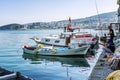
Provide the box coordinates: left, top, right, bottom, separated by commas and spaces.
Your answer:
102, 37, 115, 57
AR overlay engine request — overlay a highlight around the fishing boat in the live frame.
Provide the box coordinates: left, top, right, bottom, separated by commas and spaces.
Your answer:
22, 44, 90, 56
31, 18, 98, 47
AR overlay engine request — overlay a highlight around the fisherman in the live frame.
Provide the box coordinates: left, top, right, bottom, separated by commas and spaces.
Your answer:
102, 37, 115, 58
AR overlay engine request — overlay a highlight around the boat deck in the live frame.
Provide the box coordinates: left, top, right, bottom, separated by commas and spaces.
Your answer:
88, 52, 113, 80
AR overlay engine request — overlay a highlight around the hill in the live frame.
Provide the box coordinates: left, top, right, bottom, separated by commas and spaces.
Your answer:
0, 24, 24, 30
0, 11, 117, 30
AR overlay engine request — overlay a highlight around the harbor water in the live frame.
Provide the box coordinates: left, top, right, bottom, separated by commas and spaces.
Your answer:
0, 29, 105, 80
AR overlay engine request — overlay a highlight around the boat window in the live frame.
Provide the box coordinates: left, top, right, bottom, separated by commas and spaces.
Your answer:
45, 39, 50, 42
55, 40, 60, 43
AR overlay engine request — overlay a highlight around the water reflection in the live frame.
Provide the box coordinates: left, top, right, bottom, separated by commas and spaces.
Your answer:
22, 53, 90, 67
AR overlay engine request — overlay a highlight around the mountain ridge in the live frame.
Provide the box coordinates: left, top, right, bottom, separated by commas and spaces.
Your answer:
0, 11, 117, 30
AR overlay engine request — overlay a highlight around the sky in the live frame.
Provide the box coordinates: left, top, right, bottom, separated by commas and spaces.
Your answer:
0, 0, 118, 26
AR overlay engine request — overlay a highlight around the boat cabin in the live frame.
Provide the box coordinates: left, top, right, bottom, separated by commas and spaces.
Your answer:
40, 32, 72, 47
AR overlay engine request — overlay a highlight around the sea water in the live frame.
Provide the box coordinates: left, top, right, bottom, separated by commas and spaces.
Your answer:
0, 29, 104, 80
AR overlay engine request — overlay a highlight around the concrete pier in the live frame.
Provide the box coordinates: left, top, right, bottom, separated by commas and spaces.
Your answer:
88, 52, 113, 80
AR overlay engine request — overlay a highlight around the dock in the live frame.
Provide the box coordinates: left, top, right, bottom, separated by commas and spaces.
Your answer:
88, 51, 114, 80
0, 67, 32, 80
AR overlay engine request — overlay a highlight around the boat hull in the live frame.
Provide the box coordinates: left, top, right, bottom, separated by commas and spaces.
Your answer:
23, 46, 90, 57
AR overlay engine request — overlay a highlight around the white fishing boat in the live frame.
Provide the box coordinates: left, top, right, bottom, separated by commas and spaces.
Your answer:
31, 18, 98, 47
22, 44, 90, 56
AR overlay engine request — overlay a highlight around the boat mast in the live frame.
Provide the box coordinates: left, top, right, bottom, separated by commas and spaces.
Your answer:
67, 17, 72, 32
95, 0, 102, 36
95, 0, 101, 26
64, 17, 72, 32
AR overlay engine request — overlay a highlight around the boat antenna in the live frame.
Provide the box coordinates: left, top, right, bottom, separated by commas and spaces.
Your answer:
69, 17, 71, 23
68, 17, 72, 30
64, 17, 71, 32
94, 0, 102, 36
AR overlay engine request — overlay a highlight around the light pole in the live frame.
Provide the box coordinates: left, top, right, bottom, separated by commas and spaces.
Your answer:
117, 0, 120, 22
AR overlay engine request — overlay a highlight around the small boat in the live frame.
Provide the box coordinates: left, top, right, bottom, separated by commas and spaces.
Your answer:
0, 67, 32, 80
22, 44, 90, 56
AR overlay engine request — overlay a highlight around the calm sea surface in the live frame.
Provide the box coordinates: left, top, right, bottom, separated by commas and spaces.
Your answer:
0, 29, 103, 80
